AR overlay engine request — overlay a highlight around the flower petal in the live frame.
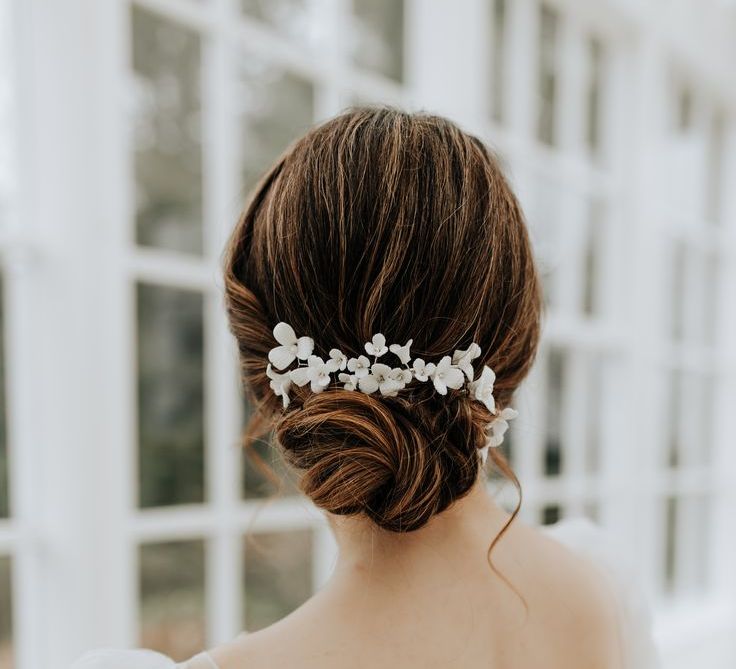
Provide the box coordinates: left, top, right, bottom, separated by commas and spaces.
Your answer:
329, 348, 347, 370
371, 363, 392, 377
324, 358, 341, 373
379, 380, 401, 397
273, 322, 297, 346
433, 375, 448, 395
310, 378, 327, 393
288, 367, 311, 387
358, 374, 379, 394
444, 366, 465, 390
296, 336, 314, 360
268, 345, 295, 370
500, 407, 518, 421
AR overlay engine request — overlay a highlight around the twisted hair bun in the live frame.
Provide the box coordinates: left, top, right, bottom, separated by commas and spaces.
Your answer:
223, 106, 541, 532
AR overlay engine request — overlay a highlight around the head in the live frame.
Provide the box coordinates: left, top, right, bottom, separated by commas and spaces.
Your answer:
223, 106, 542, 534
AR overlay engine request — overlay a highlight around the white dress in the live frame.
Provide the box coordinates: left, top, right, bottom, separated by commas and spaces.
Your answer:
71, 518, 661, 669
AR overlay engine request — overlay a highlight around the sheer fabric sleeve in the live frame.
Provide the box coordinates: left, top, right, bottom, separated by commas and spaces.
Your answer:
544, 518, 662, 669
70, 648, 178, 669
70, 648, 220, 669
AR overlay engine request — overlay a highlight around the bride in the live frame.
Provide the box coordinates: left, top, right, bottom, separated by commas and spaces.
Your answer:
74, 106, 660, 668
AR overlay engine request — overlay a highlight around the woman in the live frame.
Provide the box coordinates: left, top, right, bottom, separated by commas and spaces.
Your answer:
74, 107, 660, 668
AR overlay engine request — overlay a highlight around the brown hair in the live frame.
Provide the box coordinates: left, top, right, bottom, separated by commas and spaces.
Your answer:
223, 106, 541, 534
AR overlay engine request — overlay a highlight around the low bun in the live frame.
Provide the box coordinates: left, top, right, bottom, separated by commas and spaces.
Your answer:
276, 389, 488, 532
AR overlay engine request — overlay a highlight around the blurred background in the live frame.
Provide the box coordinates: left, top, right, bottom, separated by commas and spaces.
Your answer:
0, 0, 735, 667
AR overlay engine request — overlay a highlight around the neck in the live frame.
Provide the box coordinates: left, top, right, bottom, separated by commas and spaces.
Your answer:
323, 476, 512, 590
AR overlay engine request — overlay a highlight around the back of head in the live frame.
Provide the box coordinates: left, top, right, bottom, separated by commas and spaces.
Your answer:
223, 106, 541, 532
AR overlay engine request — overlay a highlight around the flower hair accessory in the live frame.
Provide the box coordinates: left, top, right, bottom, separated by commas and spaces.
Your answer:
266, 322, 518, 459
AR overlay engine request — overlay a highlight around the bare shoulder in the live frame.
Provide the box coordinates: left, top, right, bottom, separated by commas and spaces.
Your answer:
205, 599, 337, 669
509, 521, 625, 667
206, 628, 287, 669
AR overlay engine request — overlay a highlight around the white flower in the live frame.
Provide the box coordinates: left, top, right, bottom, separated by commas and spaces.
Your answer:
412, 358, 435, 382
430, 356, 465, 395
364, 363, 403, 396
485, 407, 518, 448
452, 342, 481, 381
268, 322, 314, 370
347, 355, 371, 378
266, 363, 291, 409
389, 367, 413, 386
371, 363, 397, 396
288, 355, 333, 393
338, 372, 358, 391
389, 339, 413, 364
329, 348, 348, 371
358, 374, 378, 394
468, 365, 496, 413
365, 333, 388, 357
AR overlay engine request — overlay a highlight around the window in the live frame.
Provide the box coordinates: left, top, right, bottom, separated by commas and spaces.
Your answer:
137, 283, 206, 508
140, 540, 206, 660
0, 555, 12, 668
489, 0, 508, 123
537, 4, 560, 146
132, 6, 203, 256
349, 0, 404, 82
121, 0, 363, 660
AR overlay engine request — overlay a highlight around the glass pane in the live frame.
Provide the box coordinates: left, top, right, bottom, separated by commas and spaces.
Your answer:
137, 283, 205, 508
243, 530, 313, 631
240, 0, 321, 48
140, 540, 206, 661
0, 556, 12, 668
544, 348, 565, 476
350, 0, 404, 82
663, 495, 678, 594
540, 504, 563, 526
490, 0, 507, 123
0, 275, 8, 519
686, 372, 714, 467
582, 503, 599, 523
702, 252, 720, 347
665, 368, 682, 469
582, 199, 603, 317
242, 430, 300, 499
237, 58, 314, 195
528, 175, 563, 309
585, 36, 604, 159
537, 4, 559, 146
670, 241, 686, 341
584, 355, 602, 473
706, 112, 725, 224
131, 6, 203, 255
690, 495, 711, 591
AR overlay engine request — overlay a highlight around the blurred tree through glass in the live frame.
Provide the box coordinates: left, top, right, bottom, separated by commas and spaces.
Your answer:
243, 530, 313, 632
0, 275, 8, 519
131, 6, 203, 255
137, 283, 205, 508
140, 540, 206, 662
